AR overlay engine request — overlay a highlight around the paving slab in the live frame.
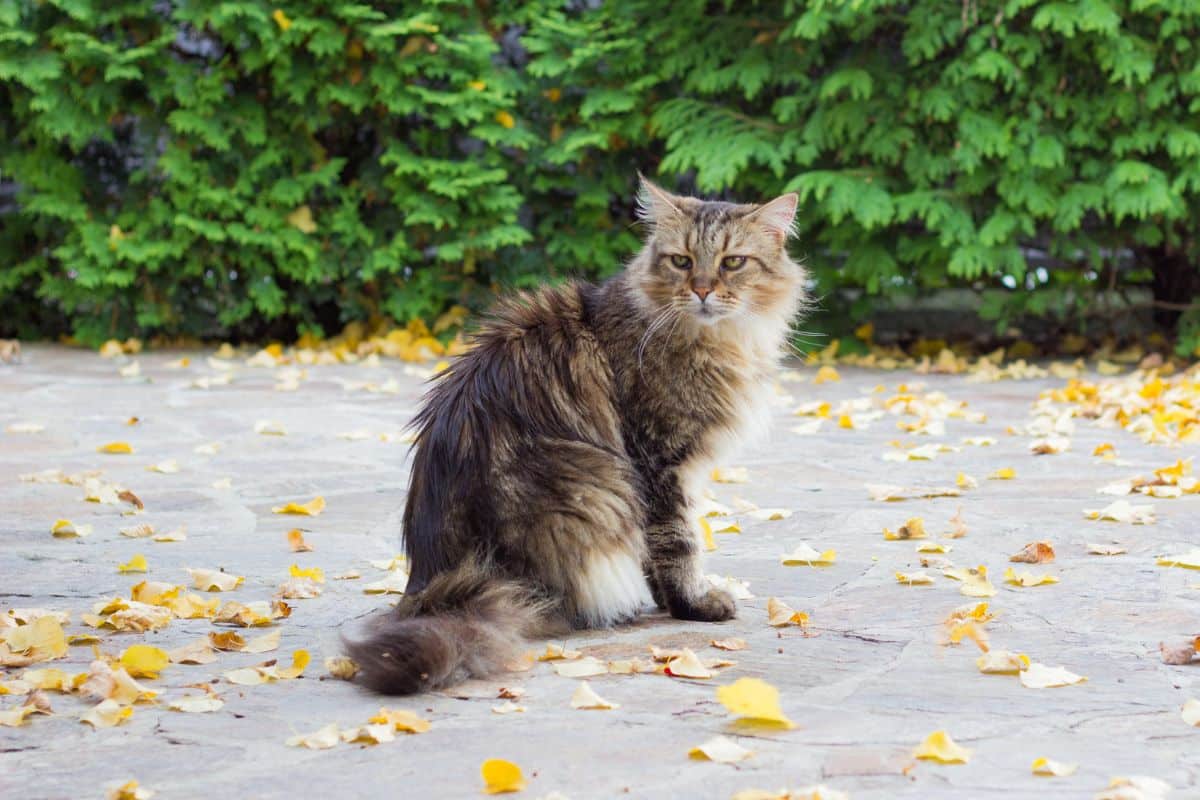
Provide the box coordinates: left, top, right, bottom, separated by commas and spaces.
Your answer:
1, 345, 1197, 799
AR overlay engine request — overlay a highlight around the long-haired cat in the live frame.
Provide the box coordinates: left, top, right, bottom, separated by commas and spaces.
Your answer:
347, 177, 806, 694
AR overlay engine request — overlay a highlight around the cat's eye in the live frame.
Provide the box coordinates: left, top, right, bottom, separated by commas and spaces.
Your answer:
669, 254, 693, 270
722, 255, 747, 270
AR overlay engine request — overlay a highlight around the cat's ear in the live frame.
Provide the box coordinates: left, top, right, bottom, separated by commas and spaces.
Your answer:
636, 173, 685, 225
749, 193, 798, 243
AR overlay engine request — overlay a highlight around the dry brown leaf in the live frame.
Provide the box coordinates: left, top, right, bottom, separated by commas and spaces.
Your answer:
1009, 541, 1056, 563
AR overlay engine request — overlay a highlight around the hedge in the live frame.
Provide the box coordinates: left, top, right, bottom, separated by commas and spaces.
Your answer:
2, 1, 1199, 354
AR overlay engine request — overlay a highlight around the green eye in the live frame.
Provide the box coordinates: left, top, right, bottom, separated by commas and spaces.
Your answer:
722, 255, 747, 270
669, 254, 692, 269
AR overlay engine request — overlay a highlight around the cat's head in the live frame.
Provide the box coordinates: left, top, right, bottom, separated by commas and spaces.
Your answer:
631, 176, 806, 332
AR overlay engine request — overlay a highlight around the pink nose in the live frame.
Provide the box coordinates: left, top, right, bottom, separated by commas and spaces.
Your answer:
693, 286, 711, 301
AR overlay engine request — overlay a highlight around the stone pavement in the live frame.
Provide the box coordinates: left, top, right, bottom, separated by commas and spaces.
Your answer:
1, 345, 1197, 800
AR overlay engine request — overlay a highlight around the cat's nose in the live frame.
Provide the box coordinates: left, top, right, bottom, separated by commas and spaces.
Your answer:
692, 286, 712, 302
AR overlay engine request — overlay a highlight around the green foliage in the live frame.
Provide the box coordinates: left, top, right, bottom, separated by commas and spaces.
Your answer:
2, 1, 1199, 347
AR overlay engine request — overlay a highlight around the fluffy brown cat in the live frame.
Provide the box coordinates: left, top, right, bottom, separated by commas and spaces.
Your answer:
347, 177, 806, 694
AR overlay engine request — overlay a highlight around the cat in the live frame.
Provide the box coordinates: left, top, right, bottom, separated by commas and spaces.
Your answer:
347, 176, 807, 694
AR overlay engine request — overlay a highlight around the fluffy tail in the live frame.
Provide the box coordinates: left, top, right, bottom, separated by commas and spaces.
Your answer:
346, 560, 552, 695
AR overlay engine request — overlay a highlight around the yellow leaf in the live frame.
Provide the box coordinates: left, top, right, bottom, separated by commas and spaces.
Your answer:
895, 571, 934, 585
276, 649, 310, 679
185, 568, 244, 592
716, 678, 795, 729
883, 517, 926, 540
288, 563, 325, 583
481, 759, 526, 794
989, 467, 1016, 480
780, 543, 836, 566
117, 554, 148, 574
552, 656, 608, 678
287, 723, 341, 750
369, 707, 431, 733
570, 681, 619, 710
272, 8, 292, 31
688, 735, 754, 763
120, 645, 169, 678
1157, 549, 1200, 569
955, 472, 978, 489
0, 616, 68, 662
943, 565, 997, 598
286, 205, 316, 233
1003, 567, 1059, 587
272, 496, 325, 516
1031, 757, 1078, 776
711, 466, 750, 483
97, 441, 133, 454
1019, 662, 1086, 688
1182, 698, 1200, 727
167, 639, 217, 665
766, 597, 809, 629
168, 695, 224, 713
916, 542, 949, 553
664, 648, 713, 679
837, 414, 854, 429
106, 780, 153, 800
913, 730, 971, 764
287, 529, 314, 552
242, 630, 281, 654
340, 723, 395, 745
81, 698, 133, 728
813, 365, 841, 384
976, 650, 1030, 674
51, 519, 92, 538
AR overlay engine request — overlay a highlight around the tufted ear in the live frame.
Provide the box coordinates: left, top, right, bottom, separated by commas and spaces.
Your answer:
749, 193, 798, 243
636, 173, 686, 225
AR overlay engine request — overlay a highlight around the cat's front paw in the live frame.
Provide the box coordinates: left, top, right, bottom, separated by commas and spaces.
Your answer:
671, 588, 737, 622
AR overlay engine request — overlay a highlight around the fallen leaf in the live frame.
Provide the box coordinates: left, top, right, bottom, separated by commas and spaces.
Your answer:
117, 554, 149, 574
325, 656, 359, 680
813, 365, 840, 384
254, 420, 287, 436
732, 787, 847, 800
916, 542, 950, 554
552, 656, 608, 678
168, 695, 224, 713
1030, 436, 1070, 455
481, 759, 526, 794
706, 574, 754, 600
146, 460, 179, 474
711, 466, 749, 484
913, 730, 971, 764
243, 630, 282, 654
1031, 757, 1078, 777
766, 597, 809, 629
570, 681, 619, 710
947, 506, 968, 538
340, 723, 395, 745
1085, 500, 1155, 524
5, 422, 45, 434
1182, 698, 1200, 727
0, 616, 68, 665
976, 650, 1030, 674
272, 496, 325, 516
363, 572, 408, 594
1019, 662, 1086, 688
167, 639, 217, 665
1009, 541, 1055, 563
213, 599, 290, 627
715, 678, 795, 729
277, 577, 323, 599
689, 735, 754, 764
491, 701, 526, 714
287, 723, 340, 750
1159, 641, 1196, 665
287, 529, 313, 552
105, 781, 153, 800
289, 563, 325, 583
780, 544, 836, 566
943, 566, 997, 597
81, 698, 133, 728
895, 571, 934, 585
538, 644, 582, 661
665, 649, 713, 679
120, 645, 169, 678
1157, 549, 1200, 569
1095, 776, 1171, 800
186, 568, 244, 592
711, 638, 747, 652
50, 518, 93, 539
98, 442, 134, 455
369, 707, 431, 733
955, 472, 978, 489
1003, 567, 1060, 587
1087, 542, 1127, 556
748, 508, 793, 521
883, 517, 926, 540
989, 467, 1016, 480
119, 523, 155, 539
